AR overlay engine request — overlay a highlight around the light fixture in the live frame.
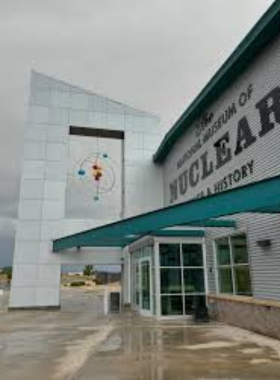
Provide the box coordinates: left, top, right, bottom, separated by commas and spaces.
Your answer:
256, 239, 271, 248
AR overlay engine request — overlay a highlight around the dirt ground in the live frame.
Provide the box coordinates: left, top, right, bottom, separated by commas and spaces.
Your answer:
1, 288, 280, 380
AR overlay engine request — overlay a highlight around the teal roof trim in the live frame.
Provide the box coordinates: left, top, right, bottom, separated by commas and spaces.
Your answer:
154, 230, 205, 238
74, 237, 136, 248
186, 219, 236, 228
53, 174, 280, 252
51, 220, 233, 250
153, 1, 280, 163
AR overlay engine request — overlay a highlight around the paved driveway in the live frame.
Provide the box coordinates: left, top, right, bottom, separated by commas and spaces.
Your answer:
1, 289, 280, 380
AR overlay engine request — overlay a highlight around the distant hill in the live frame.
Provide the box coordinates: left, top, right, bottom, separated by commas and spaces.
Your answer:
61, 264, 121, 274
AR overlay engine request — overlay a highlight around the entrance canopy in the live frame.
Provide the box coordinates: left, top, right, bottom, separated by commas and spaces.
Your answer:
53, 175, 280, 252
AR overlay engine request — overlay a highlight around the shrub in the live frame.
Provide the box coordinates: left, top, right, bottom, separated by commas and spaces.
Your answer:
2, 267, 12, 283
70, 281, 85, 287
83, 265, 95, 276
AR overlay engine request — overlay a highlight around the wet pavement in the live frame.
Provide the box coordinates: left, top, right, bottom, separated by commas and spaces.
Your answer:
75, 315, 280, 380
1, 289, 280, 380
0, 288, 112, 380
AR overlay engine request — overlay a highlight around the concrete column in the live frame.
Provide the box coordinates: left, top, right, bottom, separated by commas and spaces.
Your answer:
9, 247, 61, 310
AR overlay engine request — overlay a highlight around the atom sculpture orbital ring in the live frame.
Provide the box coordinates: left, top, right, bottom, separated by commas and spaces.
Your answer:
72, 151, 116, 202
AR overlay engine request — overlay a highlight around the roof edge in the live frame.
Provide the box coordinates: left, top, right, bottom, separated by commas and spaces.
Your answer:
31, 70, 160, 120
154, 1, 280, 164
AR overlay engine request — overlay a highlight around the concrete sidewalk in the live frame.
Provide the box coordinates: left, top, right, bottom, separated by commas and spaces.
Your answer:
75, 315, 280, 380
1, 289, 280, 380
0, 288, 113, 380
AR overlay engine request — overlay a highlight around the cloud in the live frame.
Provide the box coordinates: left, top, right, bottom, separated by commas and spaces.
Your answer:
0, 0, 274, 265
0, 217, 15, 267
0, 217, 16, 236
0, 234, 15, 267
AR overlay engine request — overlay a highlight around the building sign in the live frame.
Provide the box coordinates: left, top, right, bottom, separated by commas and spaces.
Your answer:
169, 84, 280, 203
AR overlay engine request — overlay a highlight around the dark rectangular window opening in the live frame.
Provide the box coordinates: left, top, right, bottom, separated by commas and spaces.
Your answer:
69, 126, 124, 140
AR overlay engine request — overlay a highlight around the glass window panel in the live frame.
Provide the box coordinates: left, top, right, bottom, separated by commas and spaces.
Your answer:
141, 261, 150, 310
219, 267, 233, 293
216, 237, 231, 265
235, 266, 252, 296
184, 269, 205, 293
161, 295, 183, 315
159, 244, 180, 267
185, 295, 206, 315
185, 295, 195, 315
160, 268, 182, 294
232, 234, 249, 264
135, 264, 140, 306
182, 244, 203, 267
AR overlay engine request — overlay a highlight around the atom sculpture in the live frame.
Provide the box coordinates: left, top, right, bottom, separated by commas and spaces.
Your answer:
73, 152, 116, 202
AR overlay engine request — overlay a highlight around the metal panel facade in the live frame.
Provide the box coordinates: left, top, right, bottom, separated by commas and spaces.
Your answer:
10, 72, 163, 309
162, 35, 280, 300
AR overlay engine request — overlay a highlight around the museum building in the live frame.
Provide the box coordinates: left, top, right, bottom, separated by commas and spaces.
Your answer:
10, 1, 280, 337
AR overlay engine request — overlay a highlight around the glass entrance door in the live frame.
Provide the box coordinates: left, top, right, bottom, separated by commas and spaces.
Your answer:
140, 258, 152, 316
132, 263, 140, 309
159, 242, 206, 316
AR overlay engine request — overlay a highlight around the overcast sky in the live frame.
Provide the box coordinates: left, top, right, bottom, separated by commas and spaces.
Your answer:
0, 0, 273, 266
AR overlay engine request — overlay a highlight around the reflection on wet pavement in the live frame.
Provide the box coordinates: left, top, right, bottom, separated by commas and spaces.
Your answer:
1, 289, 280, 380
76, 314, 280, 380
0, 288, 108, 380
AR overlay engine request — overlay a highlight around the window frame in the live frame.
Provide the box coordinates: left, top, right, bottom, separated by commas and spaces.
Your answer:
158, 239, 206, 316
214, 232, 252, 296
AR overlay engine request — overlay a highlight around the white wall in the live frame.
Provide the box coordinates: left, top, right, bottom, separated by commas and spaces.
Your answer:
162, 35, 280, 300
163, 34, 280, 205
10, 72, 164, 308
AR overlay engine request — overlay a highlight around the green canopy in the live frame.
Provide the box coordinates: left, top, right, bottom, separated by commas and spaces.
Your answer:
53, 174, 280, 252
